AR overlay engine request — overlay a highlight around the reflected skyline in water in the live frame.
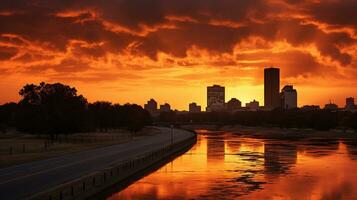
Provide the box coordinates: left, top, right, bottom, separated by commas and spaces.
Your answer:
107, 130, 357, 200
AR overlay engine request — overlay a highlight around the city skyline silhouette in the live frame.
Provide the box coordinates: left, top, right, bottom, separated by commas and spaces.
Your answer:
1, 1, 357, 110
1, 1, 357, 200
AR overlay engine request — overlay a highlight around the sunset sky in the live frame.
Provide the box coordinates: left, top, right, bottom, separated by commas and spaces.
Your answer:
1, 0, 357, 110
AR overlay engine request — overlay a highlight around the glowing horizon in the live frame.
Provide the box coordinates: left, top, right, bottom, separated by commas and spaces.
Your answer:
1, 0, 357, 110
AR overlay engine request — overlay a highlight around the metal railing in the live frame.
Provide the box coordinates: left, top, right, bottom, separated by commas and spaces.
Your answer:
28, 133, 197, 200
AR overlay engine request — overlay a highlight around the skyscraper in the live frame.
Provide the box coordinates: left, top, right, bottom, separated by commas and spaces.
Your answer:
280, 85, 297, 109
144, 98, 157, 114
206, 85, 225, 112
264, 67, 280, 110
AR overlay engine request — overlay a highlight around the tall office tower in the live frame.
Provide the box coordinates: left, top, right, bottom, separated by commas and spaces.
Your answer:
144, 98, 157, 114
264, 67, 280, 110
281, 85, 297, 109
206, 85, 225, 112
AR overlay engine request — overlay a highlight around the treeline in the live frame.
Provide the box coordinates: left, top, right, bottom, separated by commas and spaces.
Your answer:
157, 109, 357, 131
0, 82, 151, 138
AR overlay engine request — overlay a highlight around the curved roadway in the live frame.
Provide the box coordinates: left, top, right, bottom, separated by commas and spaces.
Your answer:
0, 127, 194, 200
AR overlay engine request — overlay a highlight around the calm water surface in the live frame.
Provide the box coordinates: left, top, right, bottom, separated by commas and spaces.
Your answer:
107, 130, 357, 200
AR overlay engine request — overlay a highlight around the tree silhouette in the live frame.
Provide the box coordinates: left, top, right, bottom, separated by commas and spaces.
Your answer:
16, 82, 88, 139
2, 81, 356, 135
88, 101, 114, 132
0, 82, 152, 138
155, 109, 355, 131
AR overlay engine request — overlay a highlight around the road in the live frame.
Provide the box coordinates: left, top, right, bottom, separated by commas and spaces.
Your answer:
0, 127, 194, 200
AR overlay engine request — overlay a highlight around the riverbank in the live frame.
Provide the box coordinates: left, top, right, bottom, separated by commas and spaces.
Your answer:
0, 127, 196, 200
0, 127, 160, 168
104, 128, 357, 200
181, 124, 357, 140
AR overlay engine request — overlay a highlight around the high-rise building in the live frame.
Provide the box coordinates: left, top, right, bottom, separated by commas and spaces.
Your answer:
206, 85, 225, 112
346, 97, 355, 109
227, 98, 242, 111
159, 103, 171, 112
144, 98, 157, 114
189, 103, 201, 113
246, 100, 259, 111
345, 97, 357, 112
264, 67, 280, 110
280, 85, 297, 109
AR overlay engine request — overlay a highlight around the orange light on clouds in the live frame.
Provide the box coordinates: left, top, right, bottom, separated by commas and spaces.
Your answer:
0, 0, 357, 109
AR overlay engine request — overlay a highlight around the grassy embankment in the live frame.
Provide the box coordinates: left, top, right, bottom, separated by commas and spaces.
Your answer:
0, 127, 160, 168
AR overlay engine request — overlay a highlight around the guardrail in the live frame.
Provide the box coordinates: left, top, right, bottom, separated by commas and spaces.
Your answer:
0, 135, 133, 155
27, 132, 197, 200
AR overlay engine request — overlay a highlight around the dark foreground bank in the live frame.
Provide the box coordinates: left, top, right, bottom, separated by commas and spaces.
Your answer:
0, 127, 196, 200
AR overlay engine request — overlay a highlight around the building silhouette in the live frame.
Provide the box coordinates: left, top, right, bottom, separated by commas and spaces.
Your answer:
159, 103, 171, 112
324, 101, 338, 111
227, 98, 242, 111
280, 85, 297, 109
246, 100, 259, 111
301, 105, 320, 111
189, 102, 201, 113
144, 98, 157, 114
264, 67, 280, 110
346, 97, 355, 109
206, 85, 225, 112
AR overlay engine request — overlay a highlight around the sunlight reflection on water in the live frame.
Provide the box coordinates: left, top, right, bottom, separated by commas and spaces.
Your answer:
107, 130, 357, 200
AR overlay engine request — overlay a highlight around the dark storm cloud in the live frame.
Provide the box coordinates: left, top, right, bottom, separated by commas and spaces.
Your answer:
47, 71, 143, 83
80, 0, 267, 30
236, 50, 326, 78
273, 51, 327, 78
270, 19, 355, 65
0, 46, 17, 60
0, 12, 135, 52
307, 0, 357, 28
25, 58, 90, 74
92, 0, 166, 30
0, 0, 356, 78
138, 22, 250, 59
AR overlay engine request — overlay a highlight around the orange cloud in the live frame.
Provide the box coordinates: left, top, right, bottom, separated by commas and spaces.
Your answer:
0, 0, 357, 109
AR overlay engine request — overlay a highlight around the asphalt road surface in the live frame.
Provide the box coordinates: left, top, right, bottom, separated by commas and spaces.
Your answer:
0, 127, 194, 200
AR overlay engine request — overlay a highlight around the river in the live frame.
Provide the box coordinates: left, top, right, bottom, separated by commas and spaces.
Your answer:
105, 129, 357, 199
